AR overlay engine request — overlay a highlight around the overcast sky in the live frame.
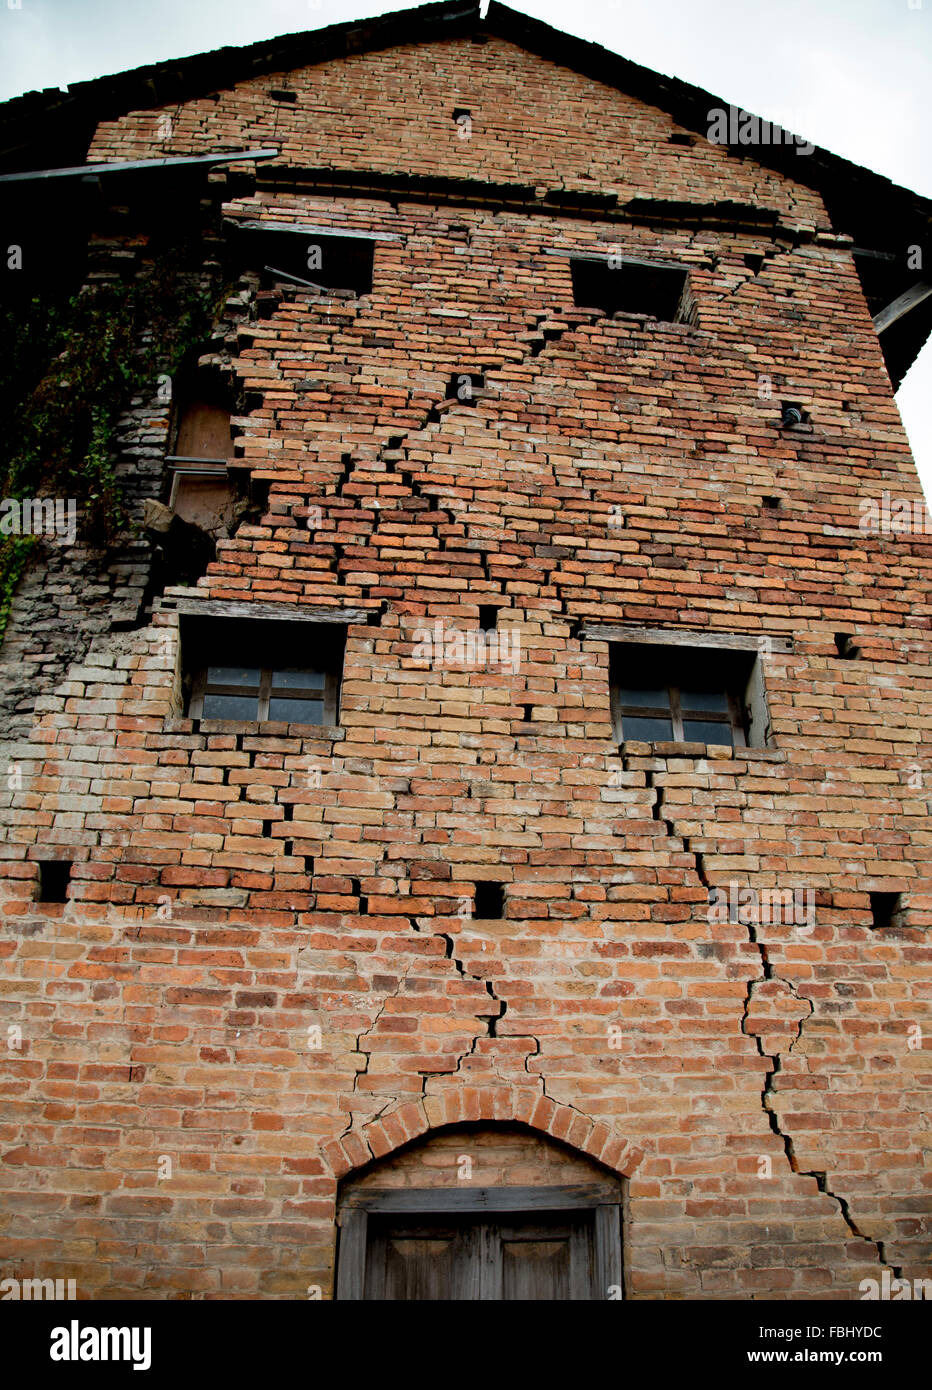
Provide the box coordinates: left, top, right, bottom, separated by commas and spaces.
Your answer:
2, 0, 930, 496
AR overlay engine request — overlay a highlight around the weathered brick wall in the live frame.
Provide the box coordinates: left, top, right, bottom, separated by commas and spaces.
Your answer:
1, 34, 929, 1300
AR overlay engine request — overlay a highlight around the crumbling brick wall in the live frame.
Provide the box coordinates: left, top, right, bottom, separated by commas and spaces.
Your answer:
0, 32, 929, 1300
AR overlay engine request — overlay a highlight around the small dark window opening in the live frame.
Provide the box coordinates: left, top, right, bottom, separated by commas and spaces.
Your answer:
479, 605, 498, 630
834, 632, 861, 660
474, 882, 505, 919
869, 892, 904, 930
570, 255, 690, 324
611, 641, 771, 748
180, 614, 346, 727
230, 224, 375, 296
447, 372, 484, 405
668, 131, 695, 146
270, 89, 298, 102
38, 860, 72, 903
763, 495, 781, 510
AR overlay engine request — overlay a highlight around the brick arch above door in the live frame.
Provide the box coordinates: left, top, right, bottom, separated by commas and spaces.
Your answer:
321, 1084, 644, 1183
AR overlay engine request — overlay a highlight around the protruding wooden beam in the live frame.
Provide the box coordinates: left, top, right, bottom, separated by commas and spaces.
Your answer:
873, 281, 932, 334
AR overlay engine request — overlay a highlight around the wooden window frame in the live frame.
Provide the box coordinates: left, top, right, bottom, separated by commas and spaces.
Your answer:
613, 682, 747, 748
189, 665, 340, 725
335, 1185, 623, 1301
586, 626, 789, 751
176, 599, 362, 731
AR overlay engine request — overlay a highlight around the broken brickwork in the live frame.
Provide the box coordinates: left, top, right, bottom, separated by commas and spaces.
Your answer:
0, 6, 930, 1300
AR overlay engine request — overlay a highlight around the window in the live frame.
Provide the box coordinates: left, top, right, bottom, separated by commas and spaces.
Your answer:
569, 253, 691, 323
598, 631, 781, 748
190, 663, 338, 724
228, 221, 389, 295
168, 369, 236, 531
179, 608, 347, 727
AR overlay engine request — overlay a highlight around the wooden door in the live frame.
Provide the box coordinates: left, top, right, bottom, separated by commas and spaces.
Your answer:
363, 1210, 596, 1300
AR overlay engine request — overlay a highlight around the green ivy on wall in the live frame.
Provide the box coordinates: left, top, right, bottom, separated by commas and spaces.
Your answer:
0, 251, 227, 647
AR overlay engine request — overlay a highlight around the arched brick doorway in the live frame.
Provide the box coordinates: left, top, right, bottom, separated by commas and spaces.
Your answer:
335, 1122, 625, 1300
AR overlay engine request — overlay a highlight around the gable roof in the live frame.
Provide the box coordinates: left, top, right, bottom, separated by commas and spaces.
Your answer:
2, 0, 929, 384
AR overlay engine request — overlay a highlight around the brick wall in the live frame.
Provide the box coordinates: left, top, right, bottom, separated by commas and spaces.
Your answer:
0, 32, 929, 1300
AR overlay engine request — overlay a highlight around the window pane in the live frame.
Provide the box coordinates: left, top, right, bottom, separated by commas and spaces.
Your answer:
621, 715, 674, 741
683, 719, 734, 746
268, 697, 325, 724
206, 666, 261, 688
618, 687, 669, 710
680, 689, 729, 714
271, 669, 326, 691
202, 693, 259, 719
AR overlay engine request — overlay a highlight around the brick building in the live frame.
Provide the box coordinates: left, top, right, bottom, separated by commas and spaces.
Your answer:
1, 1, 930, 1300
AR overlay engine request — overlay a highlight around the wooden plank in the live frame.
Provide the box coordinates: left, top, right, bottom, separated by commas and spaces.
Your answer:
594, 1203, 623, 1299
0, 149, 279, 183
580, 624, 794, 654
235, 219, 402, 242
873, 282, 932, 335
340, 1184, 621, 1213
334, 1207, 368, 1301
172, 596, 371, 626
543, 246, 687, 272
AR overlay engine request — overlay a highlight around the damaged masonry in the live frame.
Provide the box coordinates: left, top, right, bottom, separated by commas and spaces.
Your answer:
0, 0, 930, 1302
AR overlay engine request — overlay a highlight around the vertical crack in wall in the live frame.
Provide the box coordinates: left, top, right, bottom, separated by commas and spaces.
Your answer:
649, 764, 897, 1276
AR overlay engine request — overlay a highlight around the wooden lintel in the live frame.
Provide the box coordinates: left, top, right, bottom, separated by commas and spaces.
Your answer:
172, 596, 371, 626
578, 625, 794, 654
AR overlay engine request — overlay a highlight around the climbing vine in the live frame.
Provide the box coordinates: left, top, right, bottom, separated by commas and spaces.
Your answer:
0, 250, 227, 645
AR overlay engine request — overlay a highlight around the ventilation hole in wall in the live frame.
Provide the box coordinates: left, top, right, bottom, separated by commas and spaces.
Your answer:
668, 131, 695, 146
744, 253, 765, 275
284, 840, 293, 857
283, 803, 294, 822
304, 857, 315, 877
387, 437, 404, 450
270, 89, 298, 102
262, 820, 273, 838
446, 371, 484, 405
452, 106, 471, 123
834, 632, 862, 660
479, 605, 498, 630
473, 881, 504, 919
869, 892, 904, 929
249, 477, 271, 514
38, 860, 72, 903
780, 400, 810, 429
763, 495, 781, 510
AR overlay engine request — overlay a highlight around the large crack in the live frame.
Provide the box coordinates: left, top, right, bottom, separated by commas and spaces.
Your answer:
646, 762, 899, 1277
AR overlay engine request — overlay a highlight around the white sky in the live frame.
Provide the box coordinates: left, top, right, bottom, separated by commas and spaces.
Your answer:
1, 0, 930, 496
